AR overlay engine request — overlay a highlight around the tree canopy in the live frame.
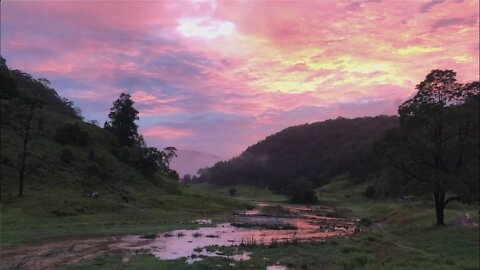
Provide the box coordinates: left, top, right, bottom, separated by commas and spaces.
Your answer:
375, 69, 479, 225
200, 115, 399, 192
104, 93, 139, 147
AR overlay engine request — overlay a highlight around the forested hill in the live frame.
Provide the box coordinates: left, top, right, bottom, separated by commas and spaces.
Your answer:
0, 56, 180, 202
200, 116, 399, 190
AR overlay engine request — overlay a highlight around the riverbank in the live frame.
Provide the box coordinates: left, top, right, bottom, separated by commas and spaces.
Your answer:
55, 199, 479, 270
0, 187, 250, 246
1, 182, 478, 270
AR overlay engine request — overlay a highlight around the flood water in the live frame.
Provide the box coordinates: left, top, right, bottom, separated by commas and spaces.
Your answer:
116, 203, 357, 264
0, 203, 357, 269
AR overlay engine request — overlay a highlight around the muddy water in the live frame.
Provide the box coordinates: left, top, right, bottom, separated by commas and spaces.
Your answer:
0, 203, 357, 269
116, 203, 355, 263
266, 266, 290, 270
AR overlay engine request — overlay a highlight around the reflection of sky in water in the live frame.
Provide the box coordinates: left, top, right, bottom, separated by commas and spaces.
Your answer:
117, 213, 355, 263
266, 265, 290, 270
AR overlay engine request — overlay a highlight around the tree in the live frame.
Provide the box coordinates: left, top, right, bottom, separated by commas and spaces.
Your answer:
1, 97, 45, 197
286, 180, 318, 204
162, 146, 177, 169
375, 70, 479, 225
181, 174, 192, 185
0, 57, 20, 100
137, 147, 165, 177
104, 93, 139, 146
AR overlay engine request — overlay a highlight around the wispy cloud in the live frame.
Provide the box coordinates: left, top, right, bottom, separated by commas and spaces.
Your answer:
2, 0, 478, 158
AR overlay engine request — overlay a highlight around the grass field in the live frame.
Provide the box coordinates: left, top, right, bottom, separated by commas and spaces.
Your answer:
1, 185, 249, 246
51, 179, 480, 269
186, 183, 286, 202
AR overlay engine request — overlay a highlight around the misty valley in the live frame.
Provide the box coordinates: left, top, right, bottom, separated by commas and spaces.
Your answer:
1, 1, 479, 270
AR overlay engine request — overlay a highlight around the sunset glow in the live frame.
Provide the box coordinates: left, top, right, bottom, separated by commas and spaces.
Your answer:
2, 0, 479, 158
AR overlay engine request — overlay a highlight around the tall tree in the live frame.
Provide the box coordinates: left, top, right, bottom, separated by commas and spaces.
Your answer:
1, 97, 44, 197
375, 70, 479, 225
105, 93, 139, 146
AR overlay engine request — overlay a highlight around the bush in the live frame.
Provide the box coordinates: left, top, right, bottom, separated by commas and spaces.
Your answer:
359, 218, 373, 227
228, 188, 237, 196
54, 123, 89, 146
363, 185, 375, 199
88, 149, 95, 161
59, 147, 74, 163
86, 162, 109, 180
287, 181, 318, 204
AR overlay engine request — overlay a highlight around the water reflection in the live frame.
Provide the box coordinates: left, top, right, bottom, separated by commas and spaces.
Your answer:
266, 265, 290, 270
117, 203, 357, 264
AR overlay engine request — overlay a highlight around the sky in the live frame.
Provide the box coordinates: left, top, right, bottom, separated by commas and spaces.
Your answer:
2, 0, 479, 159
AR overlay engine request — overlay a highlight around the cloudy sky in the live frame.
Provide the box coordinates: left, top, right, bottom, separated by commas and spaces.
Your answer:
2, 0, 479, 159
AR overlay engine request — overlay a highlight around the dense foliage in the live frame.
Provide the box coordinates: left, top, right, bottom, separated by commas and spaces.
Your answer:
374, 70, 479, 225
103, 93, 178, 179
55, 123, 90, 146
200, 116, 398, 193
104, 93, 139, 147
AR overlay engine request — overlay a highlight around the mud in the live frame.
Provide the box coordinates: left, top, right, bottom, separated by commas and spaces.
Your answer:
0, 203, 357, 269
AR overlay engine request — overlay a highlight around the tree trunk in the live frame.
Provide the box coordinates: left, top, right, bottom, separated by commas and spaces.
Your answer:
18, 103, 35, 197
18, 126, 29, 197
434, 190, 446, 225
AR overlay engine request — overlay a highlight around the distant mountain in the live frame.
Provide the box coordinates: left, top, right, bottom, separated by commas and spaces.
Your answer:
200, 116, 399, 191
170, 150, 222, 177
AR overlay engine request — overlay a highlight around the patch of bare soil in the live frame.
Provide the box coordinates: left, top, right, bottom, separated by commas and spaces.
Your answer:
0, 236, 119, 270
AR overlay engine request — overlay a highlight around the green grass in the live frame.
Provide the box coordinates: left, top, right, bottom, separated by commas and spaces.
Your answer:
1, 185, 248, 245
55, 178, 479, 270
187, 183, 286, 202
57, 229, 479, 270
58, 253, 241, 270
0, 97, 250, 246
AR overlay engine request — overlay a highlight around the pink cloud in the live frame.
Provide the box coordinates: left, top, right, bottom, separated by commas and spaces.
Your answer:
32, 61, 73, 74
143, 125, 195, 140
2, 0, 478, 159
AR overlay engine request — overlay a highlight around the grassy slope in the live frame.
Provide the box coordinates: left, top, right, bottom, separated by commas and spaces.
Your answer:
1, 187, 247, 245
186, 183, 286, 202
313, 176, 480, 269
0, 100, 247, 246
61, 180, 479, 270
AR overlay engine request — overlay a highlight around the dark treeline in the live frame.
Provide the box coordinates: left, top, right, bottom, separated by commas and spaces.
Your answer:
1, 57, 80, 119
200, 69, 479, 225
200, 115, 398, 191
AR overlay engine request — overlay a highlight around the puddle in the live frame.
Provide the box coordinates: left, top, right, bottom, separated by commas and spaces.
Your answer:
266, 265, 290, 270
184, 248, 251, 264
116, 204, 356, 263
0, 203, 357, 268
192, 219, 213, 225
243, 209, 261, 215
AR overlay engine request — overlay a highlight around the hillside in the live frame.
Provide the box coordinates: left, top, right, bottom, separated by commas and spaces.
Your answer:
200, 116, 399, 191
0, 57, 180, 201
0, 57, 246, 244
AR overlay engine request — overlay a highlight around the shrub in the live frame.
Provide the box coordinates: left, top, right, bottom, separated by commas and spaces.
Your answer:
359, 218, 373, 227
54, 123, 89, 146
228, 188, 237, 196
59, 147, 74, 163
363, 185, 375, 199
287, 180, 318, 204
88, 149, 95, 161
